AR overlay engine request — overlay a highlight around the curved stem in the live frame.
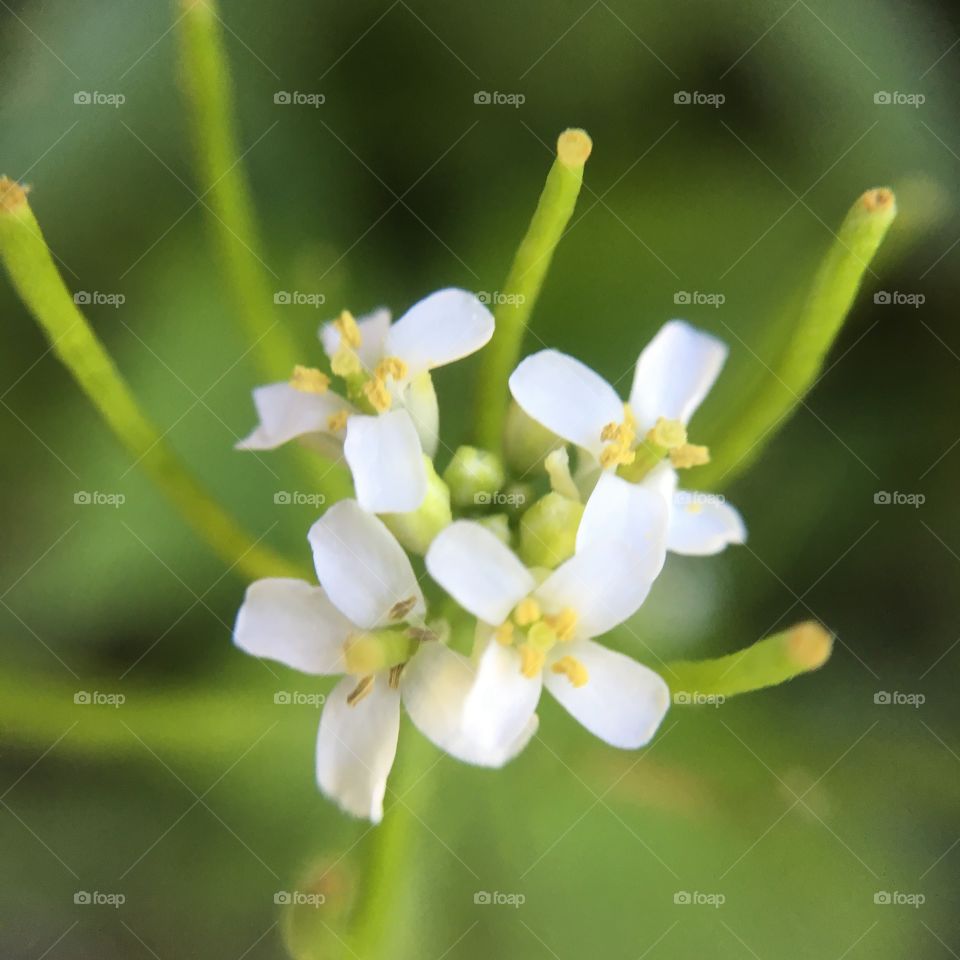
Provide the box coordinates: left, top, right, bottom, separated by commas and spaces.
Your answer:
664, 621, 833, 700
0, 179, 307, 582
473, 129, 592, 450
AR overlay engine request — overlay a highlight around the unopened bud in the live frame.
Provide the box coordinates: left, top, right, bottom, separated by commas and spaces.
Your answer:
442, 445, 506, 509
519, 492, 584, 569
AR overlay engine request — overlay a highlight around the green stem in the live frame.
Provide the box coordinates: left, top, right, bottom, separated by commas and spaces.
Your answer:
348, 730, 434, 959
664, 621, 833, 700
473, 129, 592, 450
0, 179, 306, 582
699, 188, 897, 489
175, 0, 300, 381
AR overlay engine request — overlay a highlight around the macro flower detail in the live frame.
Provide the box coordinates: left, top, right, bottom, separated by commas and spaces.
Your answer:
238, 288, 495, 513
509, 320, 747, 556
409, 519, 671, 758
234, 500, 441, 823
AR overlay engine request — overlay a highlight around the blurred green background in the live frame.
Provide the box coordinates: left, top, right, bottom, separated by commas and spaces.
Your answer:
2, 0, 959, 956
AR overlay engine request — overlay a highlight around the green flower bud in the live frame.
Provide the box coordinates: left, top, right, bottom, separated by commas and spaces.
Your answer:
442, 445, 506, 509
476, 512, 512, 545
503, 401, 561, 476
518, 492, 584, 569
381, 457, 452, 554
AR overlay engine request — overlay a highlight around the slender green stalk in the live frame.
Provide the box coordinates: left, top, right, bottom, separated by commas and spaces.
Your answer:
0, 179, 306, 582
664, 621, 833, 700
700, 188, 897, 488
474, 129, 592, 449
175, 0, 300, 380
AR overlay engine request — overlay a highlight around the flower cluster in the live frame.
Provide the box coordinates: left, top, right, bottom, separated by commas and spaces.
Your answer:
233, 288, 745, 822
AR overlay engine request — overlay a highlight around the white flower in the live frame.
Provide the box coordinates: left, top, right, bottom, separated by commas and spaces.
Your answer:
509, 320, 746, 557
237, 288, 494, 514
405, 520, 670, 761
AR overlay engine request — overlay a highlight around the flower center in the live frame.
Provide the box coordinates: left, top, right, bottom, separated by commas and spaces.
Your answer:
494, 599, 586, 685
362, 356, 409, 414
599, 405, 637, 469
616, 414, 712, 480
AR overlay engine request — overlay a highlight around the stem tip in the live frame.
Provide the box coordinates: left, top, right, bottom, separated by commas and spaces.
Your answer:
859, 187, 895, 215
556, 128, 593, 168
0, 176, 30, 214
787, 622, 833, 670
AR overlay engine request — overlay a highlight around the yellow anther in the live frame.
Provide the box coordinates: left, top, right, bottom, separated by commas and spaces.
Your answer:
543, 607, 578, 642
375, 356, 408, 382
363, 376, 393, 413
519, 643, 546, 678
331, 345, 363, 377
670, 443, 710, 469
599, 442, 636, 469
327, 409, 349, 433
494, 621, 515, 646
514, 597, 541, 626
389, 596, 417, 621
600, 411, 637, 468
647, 417, 687, 450
290, 365, 330, 394
551, 655, 589, 688
346, 675, 375, 706
335, 310, 362, 349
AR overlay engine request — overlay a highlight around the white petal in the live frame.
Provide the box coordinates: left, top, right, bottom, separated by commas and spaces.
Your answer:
308, 500, 425, 630
384, 288, 494, 378
426, 521, 535, 625
543, 640, 670, 749
628, 320, 728, 432
576, 472, 670, 582
509, 350, 623, 460
462, 634, 542, 755
402, 372, 439, 458
319, 307, 392, 371
316, 676, 400, 823
236, 382, 348, 451
536, 539, 660, 641
233, 578, 350, 674
668, 492, 747, 555
402, 642, 539, 767
343, 409, 428, 513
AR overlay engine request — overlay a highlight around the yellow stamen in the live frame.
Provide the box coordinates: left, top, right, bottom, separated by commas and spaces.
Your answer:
519, 643, 546, 678
494, 621, 515, 646
600, 407, 637, 468
389, 596, 417, 621
543, 607, 578, 642
551, 655, 589, 687
514, 598, 541, 626
335, 310, 362, 349
290, 365, 330, 394
670, 443, 710, 469
647, 417, 687, 450
327, 409, 349, 433
346, 675, 375, 706
363, 376, 392, 413
375, 356, 408, 382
